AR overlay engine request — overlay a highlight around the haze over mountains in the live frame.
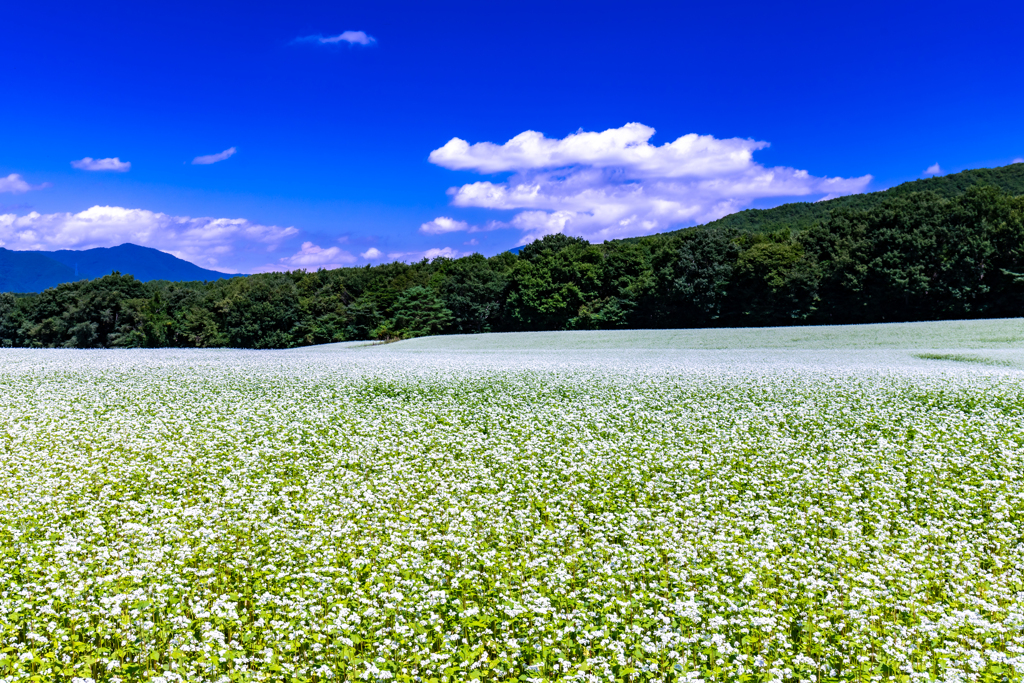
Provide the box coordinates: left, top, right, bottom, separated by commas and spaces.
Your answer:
0, 244, 236, 293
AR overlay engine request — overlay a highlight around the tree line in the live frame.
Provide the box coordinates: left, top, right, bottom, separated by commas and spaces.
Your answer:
1, 185, 1023, 349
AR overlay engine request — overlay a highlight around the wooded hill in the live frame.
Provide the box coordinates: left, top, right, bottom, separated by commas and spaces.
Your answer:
2, 163, 1023, 348
668, 162, 1024, 235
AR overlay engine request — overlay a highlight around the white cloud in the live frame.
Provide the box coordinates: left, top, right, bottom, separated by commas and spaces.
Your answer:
423, 247, 458, 260
430, 124, 769, 177
71, 157, 131, 172
1013, 158, 1024, 164
0, 206, 297, 273
357, 246, 457, 263
0, 173, 50, 194
387, 247, 459, 262
192, 147, 237, 165
419, 216, 506, 235
419, 216, 469, 235
924, 163, 942, 175
296, 31, 376, 46
428, 123, 873, 243
256, 241, 356, 272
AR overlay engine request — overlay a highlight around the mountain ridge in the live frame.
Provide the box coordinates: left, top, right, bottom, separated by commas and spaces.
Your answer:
0, 243, 239, 293
6, 163, 1024, 293
664, 162, 1024, 237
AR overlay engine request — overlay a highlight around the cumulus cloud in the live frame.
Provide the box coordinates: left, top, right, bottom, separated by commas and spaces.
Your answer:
428, 123, 873, 243
192, 147, 237, 165
1013, 158, 1024, 164
0, 206, 297, 273
419, 216, 469, 235
0, 173, 50, 194
360, 247, 383, 260
255, 241, 357, 273
295, 31, 376, 46
924, 163, 942, 175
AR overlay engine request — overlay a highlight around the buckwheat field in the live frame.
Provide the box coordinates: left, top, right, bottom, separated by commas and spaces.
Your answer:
2, 320, 1024, 683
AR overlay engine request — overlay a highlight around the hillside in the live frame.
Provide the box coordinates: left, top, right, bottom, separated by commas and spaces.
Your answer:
660, 162, 1024, 237
0, 243, 237, 293
0, 249, 76, 293
3, 163, 1023, 348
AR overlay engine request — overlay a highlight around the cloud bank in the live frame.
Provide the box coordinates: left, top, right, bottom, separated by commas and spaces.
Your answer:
71, 157, 131, 172
0, 206, 297, 273
193, 147, 237, 165
925, 163, 942, 175
295, 31, 376, 46
427, 123, 872, 243
0, 174, 50, 194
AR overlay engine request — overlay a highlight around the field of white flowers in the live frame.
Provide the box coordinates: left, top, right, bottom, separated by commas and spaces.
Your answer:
2, 320, 1023, 683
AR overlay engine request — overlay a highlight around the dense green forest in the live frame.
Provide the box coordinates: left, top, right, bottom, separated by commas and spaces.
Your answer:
2, 164, 1024, 348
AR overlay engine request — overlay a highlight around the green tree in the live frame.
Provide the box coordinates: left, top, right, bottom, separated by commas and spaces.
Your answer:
17, 273, 151, 348
378, 285, 453, 339
730, 233, 818, 325
217, 274, 300, 348
0, 293, 22, 346
506, 234, 602, 330
672, 228, 741, 325
572, 241, 656, 329
438, 254, 510, 333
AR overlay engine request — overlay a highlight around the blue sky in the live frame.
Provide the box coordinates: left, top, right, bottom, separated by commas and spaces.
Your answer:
1, 0, 1022, 273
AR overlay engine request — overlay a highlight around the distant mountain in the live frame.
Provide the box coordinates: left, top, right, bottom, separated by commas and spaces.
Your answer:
0, 243, 239, 293
0, 249, 76, 293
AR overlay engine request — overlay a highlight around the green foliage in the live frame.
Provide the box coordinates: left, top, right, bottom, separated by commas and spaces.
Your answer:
11, 272, 156, 348
579, 240, 656, 329
217, 274, 302, 349
673, 228, 741, 322
0, 293, 19, 347
2, 164, 1023, 348
803, 187, 1024, 323
376, 285, 453, 339
913, 352, 1018, 367
731, 232, 818, 325
437, 253, 511, 333
685, 160, 1024, 235
507, 234, 603, 330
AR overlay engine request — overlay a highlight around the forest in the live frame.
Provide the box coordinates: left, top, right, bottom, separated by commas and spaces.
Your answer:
2, 164, 1023, 349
